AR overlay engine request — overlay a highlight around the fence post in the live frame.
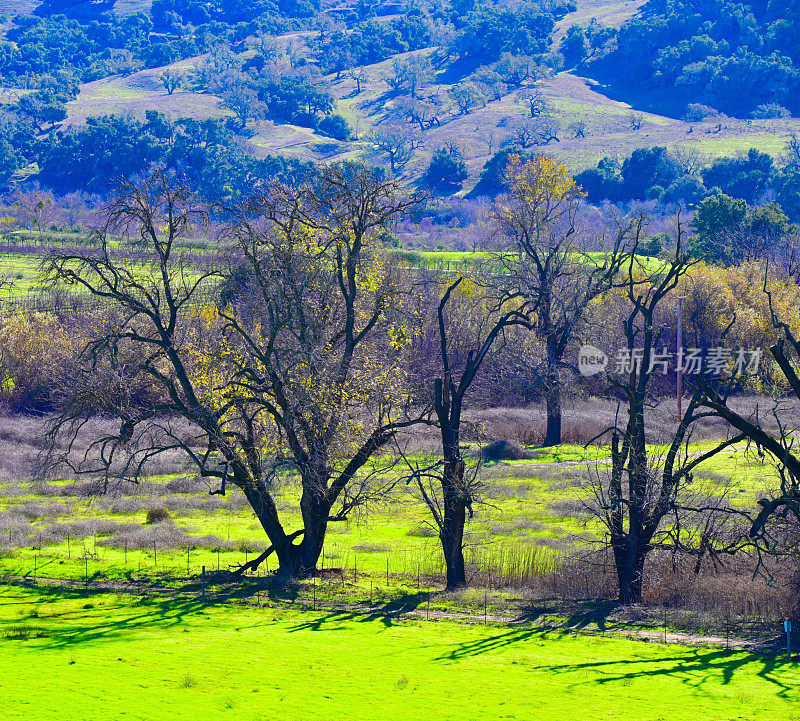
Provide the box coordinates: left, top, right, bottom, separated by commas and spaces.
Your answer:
202, 566, 206, 603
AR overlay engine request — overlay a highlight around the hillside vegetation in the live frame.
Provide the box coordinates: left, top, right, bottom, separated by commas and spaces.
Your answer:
0, 0, 796, 200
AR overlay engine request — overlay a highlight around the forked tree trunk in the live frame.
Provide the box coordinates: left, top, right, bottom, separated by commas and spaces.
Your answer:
244, 475, 329, 579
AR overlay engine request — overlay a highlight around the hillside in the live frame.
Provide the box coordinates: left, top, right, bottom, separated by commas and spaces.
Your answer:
42, 0, 798, 197
0, 0, 796, 202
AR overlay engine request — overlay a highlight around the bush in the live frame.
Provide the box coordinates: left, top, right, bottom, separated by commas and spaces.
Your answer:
145, 507, 170, 524
751, 104, 791, 119
481, 440, 534, 462
477, 145, 529, 194
407, 524, 437, 537
683, 104, 718, 122
316, 114, 351, 141
638, 233, 666, 257
425, 145, 469, 188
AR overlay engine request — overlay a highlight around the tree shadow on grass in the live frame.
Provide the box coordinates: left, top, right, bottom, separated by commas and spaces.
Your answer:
1, 583, 206, 650
182, 571, 302, 605
437, 627, 798, 696
512, 598, 618, 633
531, 648, 797, 697
287, 591, 432, 633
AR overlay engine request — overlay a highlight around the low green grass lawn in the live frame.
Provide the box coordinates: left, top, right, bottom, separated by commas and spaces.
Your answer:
1, 585, 797, 721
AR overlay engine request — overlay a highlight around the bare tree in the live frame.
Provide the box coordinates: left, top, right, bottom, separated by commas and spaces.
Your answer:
403, 277, 531, 589
785, 131, 800, 169
370, 124, 424, 174
628, 112, 645, 131
495, 155, 630, 445
349, 65, 368, 94
13, 190, 58, 243
567, 121, 586, 139
589, 237, 743, 603
696, 273, 800, 542
43, 166, 428, 579
518, 88, 548, 117
449, 81, 485, 115
396, 95, 444, 132
477, 126, 502, 155
494, 53, 542, 89
385, 55, 434, 98
470, 69, 507, 102
507, 117, 561, 148
534, 118, 561, 145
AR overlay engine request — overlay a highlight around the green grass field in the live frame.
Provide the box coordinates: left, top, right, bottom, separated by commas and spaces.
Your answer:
0, 440, 776, 591
1, 585, 798, 721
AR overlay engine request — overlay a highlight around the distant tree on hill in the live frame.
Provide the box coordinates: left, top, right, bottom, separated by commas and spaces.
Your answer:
447, 4, 566, 66
560, 25, 589, 66
702, 149, 774, 204
448, 81, 484, 115
396, 95, 444, 132
627, 112, 644, 130
507, 116, 561, 148
470, 68, 507, 101
316, 114, 351, 141
15, 90, 67, 131
385, 55, 434, 98
494, 53, 542, 89
370, 124, 424, 174
348, 66, 368, 94
518, 88, 549, 117
159, 69, 185, 95
567, 120, 586, 138
222, 86, 265, 129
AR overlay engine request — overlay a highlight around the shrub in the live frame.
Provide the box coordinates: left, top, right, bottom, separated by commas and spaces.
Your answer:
145, 507, 170, 524
481, 440, 534, 462
407, 524, 437, 537
751, 104, 791, 119
638, 233, 666, 257
683, 103, 718, 122
316, 114, 351, 141
425, 145, 469, 188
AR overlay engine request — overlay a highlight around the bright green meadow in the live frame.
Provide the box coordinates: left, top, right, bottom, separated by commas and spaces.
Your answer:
1, 585, 798, 721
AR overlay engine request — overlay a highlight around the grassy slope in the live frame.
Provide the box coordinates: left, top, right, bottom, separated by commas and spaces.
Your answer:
1, 585, 798, 721
65, 56, 230, 127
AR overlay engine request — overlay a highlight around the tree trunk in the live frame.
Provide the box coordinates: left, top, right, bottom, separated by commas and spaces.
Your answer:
612, 538, 647, 604
543, 363, 562, 447
244, 476, 328, 579
441, 458, 467, 590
